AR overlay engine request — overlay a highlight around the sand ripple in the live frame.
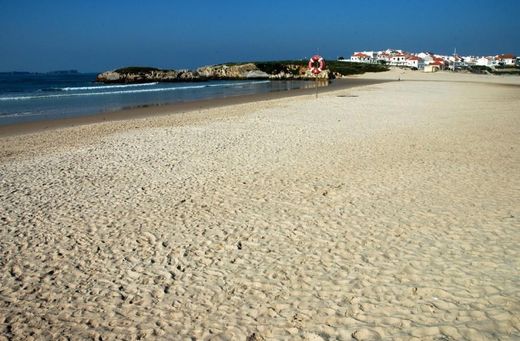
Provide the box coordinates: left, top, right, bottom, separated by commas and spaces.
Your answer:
1, 77, 519, 340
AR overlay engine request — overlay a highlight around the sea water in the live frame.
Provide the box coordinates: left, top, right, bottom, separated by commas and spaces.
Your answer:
0, 73, 313, 125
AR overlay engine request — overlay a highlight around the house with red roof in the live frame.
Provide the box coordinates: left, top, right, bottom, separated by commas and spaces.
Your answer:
429, 57, 447, 70
350, 52, 372, 63
376, 52, 392, 64
389, 53, 407, 66
405, 55, 425, 69
342, 48, 517, 71
495, 54, 516, 66
417, 52, 434, 64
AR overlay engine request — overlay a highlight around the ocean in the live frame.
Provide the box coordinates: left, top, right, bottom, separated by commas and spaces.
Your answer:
0, 73, 314, 125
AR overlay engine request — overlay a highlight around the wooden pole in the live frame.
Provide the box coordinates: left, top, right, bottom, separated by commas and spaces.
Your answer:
315, 73, 318, 99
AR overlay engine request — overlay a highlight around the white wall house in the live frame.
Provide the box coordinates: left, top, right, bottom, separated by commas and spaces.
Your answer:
496, 54, 516, 66
405, 56, 425, 69
357, 51, 376, 58
476, 57, 493, 67
424, 65, 441, 73
417, 52, 434, 64
389, 54, 407, 66
341, 48, 516, 70
384, 49, 403, 55
448, 55, 463, 70
376, 52, 392, 64
463, 56, 477, 65
350, 52, 372, 63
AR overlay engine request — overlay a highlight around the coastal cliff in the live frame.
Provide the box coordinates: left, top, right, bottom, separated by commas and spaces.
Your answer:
96, 61, 387, 83
96, 67, 199, 83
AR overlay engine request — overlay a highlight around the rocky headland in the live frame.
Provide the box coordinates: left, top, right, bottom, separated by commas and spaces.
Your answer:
96, 61, 388, 84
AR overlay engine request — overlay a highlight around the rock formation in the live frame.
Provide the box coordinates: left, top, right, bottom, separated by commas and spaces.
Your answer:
95, 62, 332, 84
196, 63, 267, 79
95, 60, 390, 84
96, 69, 195, 83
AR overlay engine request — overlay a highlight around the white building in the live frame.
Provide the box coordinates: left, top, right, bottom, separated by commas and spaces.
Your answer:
496, 54, 516, 66
405, 56, 425, 69
448, 55, 463, 70
463, 56, 477, 65
342, 48, 517, 70
357, 51, 377, 58
350, 52, 372, 63
384, 49, 404, 55
376, 52, 392, 64
417, 52, 434, 64
389, 53, 407, 66
476, 57, 493, 67
424, 64, 441, 73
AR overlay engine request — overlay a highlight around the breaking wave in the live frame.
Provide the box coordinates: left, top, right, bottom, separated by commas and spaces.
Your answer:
0, 81, 270, 101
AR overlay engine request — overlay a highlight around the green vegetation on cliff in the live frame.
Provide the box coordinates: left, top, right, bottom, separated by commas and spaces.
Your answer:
114, 66, 162, 74
251, 60, 388, 76
326, 60, 389, 75
218, 60, 389, 76
113, 61, 389, 77
98, 60, 390, 83
253, 61, 306, 75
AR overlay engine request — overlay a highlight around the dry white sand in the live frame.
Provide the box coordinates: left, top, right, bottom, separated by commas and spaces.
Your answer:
354, 67, 520, 84
1, 72, 519, 340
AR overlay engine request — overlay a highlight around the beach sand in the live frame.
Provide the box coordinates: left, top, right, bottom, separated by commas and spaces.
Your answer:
1, 71, 519, 340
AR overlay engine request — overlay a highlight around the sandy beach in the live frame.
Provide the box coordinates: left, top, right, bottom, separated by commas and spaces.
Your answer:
1, 70, 519, 340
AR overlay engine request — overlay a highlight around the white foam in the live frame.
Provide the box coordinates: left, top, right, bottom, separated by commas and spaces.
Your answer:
61, 82, 159, 91
0, 81, 271, 101
0, 111, 40, 118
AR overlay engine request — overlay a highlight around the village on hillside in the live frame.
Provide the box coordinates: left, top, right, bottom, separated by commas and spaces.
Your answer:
339, 49, 519, 73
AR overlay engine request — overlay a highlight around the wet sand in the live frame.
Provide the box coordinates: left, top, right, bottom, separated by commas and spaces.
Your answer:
0, 78, 389, 137
1, 71, 519, 340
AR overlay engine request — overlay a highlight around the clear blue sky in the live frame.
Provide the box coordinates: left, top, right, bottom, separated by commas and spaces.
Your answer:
1, 0, 519, 72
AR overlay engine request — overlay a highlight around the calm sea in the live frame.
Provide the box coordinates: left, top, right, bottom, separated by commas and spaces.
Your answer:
0, 73, 313, 125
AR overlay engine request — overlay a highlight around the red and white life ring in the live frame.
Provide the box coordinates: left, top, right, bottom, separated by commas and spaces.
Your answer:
308, 55, 325, 74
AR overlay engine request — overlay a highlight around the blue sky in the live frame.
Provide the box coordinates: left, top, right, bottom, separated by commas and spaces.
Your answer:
1, 0, 519, 72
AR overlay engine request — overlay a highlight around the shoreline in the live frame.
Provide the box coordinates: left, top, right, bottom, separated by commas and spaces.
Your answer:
0, 78, 390, 137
